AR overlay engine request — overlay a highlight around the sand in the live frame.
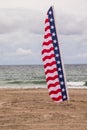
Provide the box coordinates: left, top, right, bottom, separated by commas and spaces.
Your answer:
0, 88, 87, 130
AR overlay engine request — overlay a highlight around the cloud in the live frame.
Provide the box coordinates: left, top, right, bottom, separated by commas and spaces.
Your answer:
65, 52, 87, 59
64, 53, 87, 64
16, 48, 33, 56
0, 9, 44, 35
0, 8, 87, 64
57, 14, 87, 35
0, 8, 87, 36
77, 53, 87, 58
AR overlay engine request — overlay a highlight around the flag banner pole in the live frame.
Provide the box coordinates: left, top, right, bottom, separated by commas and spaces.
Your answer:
41, 6, 69, 103
49, 0, 54, 7
52, 6, 69, 101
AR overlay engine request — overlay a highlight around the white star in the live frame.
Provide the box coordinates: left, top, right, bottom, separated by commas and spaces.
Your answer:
57, 61, 60, 64
56, 54, 59, 57
62, 88, 65, 92
53, 40, 57, 43
52, 33, 56, 36
59, 75, 63, 78
55, 47, 58, 50
58, 68, 61, 71
63, 95, 66, 99
50, 18, 53, 22
49, 11, 52, 15
61, 81, 64, 85
51, 26, 54, 29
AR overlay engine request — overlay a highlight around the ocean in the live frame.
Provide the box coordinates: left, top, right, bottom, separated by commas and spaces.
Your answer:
0, 64, 87, 88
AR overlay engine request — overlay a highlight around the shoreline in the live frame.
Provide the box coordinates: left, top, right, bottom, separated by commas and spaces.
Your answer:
0, 81, 86, 89
0, 85, 87, 89
0, 88, 87, 130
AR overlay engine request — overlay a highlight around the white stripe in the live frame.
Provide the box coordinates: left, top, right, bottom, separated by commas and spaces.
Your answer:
47, 78, 59, 86
42, 50, 54, 59
43, 57, 55, 65
48, 85, 61, 93
43, 55, 55, 62
44, 36, 52, 42
50, 92, 62, 98
42, 43, 53, 50
44, 64, 57, 72
43, 54, 55, 62
45, 29, 50, 35
45, 22, 50, 28
46, 71, 58, 79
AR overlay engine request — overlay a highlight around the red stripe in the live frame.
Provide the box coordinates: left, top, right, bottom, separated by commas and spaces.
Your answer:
46, 75, 58, 82
45, 18, 49, 23
45, 68, 57, 75
52, 96, 62, 102
42, 47, 54, 55
45, 26, 50, 31
42, 40, 52, 46
48, 82, 60, 89
44, 61, 56, 68
42, 54, 55, 61
44, 33, 51, 39
49, 89, 62, 95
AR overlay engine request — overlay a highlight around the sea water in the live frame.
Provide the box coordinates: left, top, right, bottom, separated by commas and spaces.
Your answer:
0, 64, 87, 88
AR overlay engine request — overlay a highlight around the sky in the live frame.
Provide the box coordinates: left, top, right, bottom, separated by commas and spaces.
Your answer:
0, 0, 87, 65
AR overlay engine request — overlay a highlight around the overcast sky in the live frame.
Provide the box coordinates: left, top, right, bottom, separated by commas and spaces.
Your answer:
0, 0, 87, 65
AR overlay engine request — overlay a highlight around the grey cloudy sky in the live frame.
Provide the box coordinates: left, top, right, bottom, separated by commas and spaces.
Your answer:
0, 0, 87, 65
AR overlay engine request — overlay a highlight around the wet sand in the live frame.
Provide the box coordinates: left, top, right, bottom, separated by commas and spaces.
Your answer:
0, 88, 87, 130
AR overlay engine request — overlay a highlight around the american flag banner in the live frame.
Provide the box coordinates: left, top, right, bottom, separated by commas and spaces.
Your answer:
41, 6, 68, 102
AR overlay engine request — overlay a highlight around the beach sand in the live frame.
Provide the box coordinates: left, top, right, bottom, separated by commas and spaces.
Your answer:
0, 88, 87, 130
